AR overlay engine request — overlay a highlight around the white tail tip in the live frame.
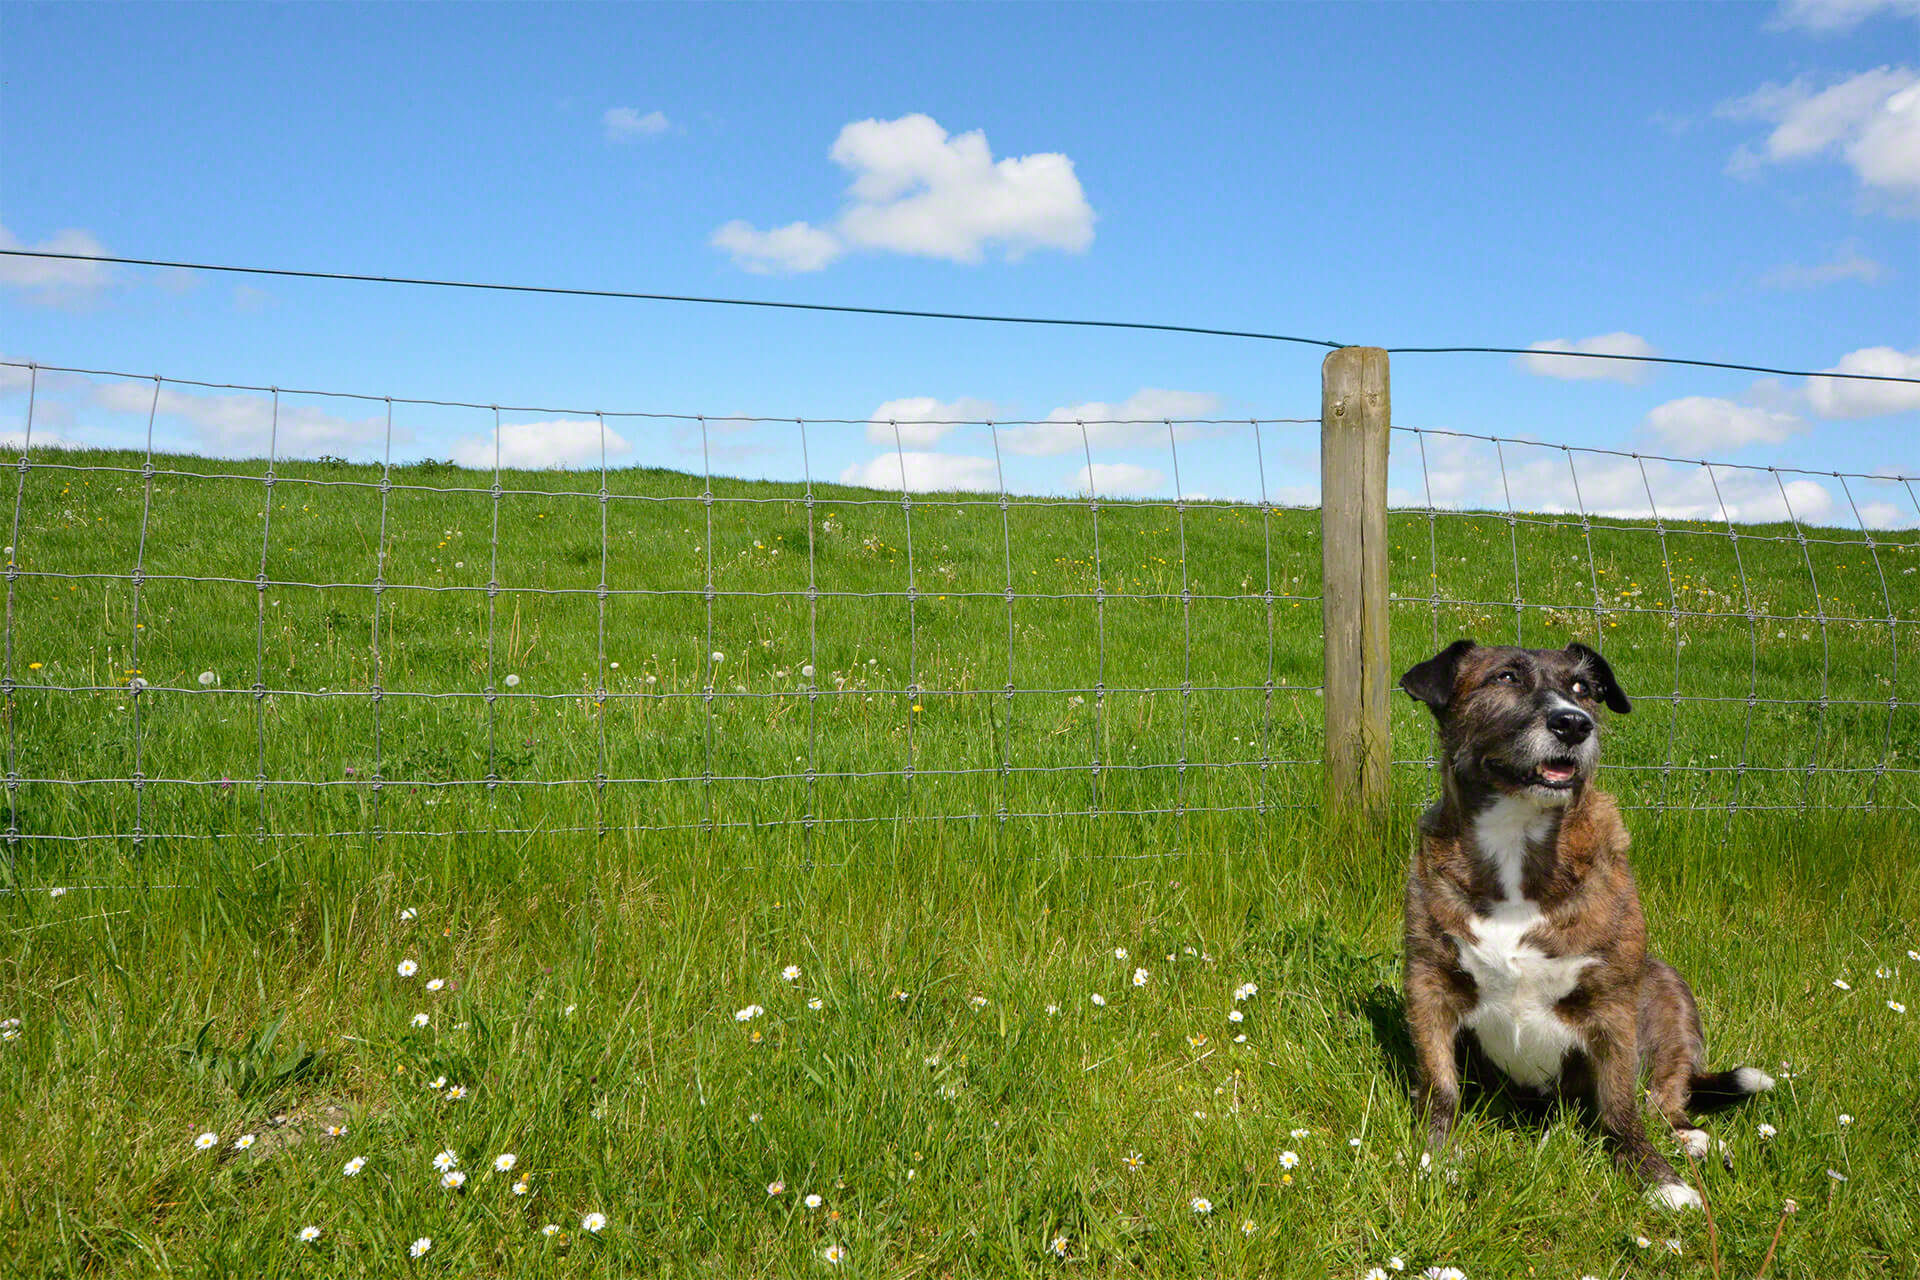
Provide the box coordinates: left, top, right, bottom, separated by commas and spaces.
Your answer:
1734, 1067, 1776, 1093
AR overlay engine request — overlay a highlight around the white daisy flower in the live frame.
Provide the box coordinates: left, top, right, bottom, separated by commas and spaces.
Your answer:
1828, 1168, 1848, 1182
433, 1149, 459, 1172
193, 1132, 219, 1151
48, 886, 67, 899
804, 1193, 823, 1209
541, 1223, 560, 1237
1833, 978, 1852, 991
343, 1155, 367, 1176
297, 1225, 321, 1242
1363, 1270, 1389, 1280
411, 1012, 430, 1028
397, 958, 419, 977
1425, 1268, 1466, 1280
399, 907, 417, 921
1228, 1009, 1244, 1022
1838, 1113, 1852, 1127
1388, 1259, 1406, 1272
1089, 993, 1106, 1007
1240, 1219, 1257, 1237
233, 1134, 256, 1151
970, 994, 989, 1008
1189, 1196, 1213, 1215
1279, 1150, 1300, 1169
1045, 1003, 1059, 1016
822, 1244, 847, 1265
1758, 1123, 1777, 1139
409, 1237, 432, 1258
581, 1212, 607, 1233
767, 1180, 785, 1196
1289, 1128, 1310, 1138
1050, 1233, 1070, 1257
735, 1004, 765, 1022
425, 978, 445, 992
1890, 1000, 1907, 1014
445, 1085, 467, 1101
1114, 947, 1129, 960
493, 1153, 517, 1173
807, 997, 824, 1010
1133, 967, 1149, 987
441, 1170, 467, 1189
1234, 982, 1258, 1002
512, 1179, 530, 1195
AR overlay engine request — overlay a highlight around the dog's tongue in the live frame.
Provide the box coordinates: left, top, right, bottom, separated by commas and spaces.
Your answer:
1539, 762, 1576, 784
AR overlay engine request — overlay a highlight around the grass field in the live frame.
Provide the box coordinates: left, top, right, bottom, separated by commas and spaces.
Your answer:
2, 446, 1917, 1277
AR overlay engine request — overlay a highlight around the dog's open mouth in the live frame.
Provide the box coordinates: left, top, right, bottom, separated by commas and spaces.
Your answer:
1487, 756, 1581, 791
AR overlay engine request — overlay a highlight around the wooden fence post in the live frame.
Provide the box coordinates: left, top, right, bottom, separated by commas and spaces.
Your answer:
1321, 347, 1391, 815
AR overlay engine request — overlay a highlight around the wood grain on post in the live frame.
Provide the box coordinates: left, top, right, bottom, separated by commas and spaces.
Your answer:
1321, 347, 1391, 815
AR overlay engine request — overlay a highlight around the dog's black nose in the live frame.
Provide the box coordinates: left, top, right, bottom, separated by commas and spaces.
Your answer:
1548, 708, 1593, 745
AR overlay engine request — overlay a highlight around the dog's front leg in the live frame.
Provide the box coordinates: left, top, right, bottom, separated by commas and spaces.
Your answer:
1588, 1015, 1697, 1208
1405, 964, 1465, 1153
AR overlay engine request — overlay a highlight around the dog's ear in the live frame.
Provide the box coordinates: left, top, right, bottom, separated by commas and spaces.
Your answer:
1566, 641, 1631, 713
1400, 639, 1477, 716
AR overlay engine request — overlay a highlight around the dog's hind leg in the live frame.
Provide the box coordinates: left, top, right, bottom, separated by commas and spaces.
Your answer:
1639, 958, 1713, 1159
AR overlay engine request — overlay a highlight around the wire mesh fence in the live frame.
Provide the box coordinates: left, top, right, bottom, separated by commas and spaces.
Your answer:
1, 358, 1914, 881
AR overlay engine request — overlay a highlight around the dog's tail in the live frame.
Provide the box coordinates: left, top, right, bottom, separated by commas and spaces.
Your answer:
1688, 1066, 1775, 1110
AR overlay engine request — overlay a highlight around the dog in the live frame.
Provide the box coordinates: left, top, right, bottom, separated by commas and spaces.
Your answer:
1397, 639, 1771, 1209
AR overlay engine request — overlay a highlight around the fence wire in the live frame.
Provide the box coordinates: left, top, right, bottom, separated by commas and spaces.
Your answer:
2, 360, 1915, 885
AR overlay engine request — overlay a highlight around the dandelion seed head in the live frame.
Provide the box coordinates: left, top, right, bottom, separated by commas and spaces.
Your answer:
198, 671, 217, 686
504, 673, 521, 687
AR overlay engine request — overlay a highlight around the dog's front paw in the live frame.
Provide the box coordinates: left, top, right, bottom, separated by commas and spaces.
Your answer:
1646, 1181, 1702, 1211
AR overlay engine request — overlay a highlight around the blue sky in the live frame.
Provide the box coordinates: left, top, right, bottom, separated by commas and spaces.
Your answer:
3, 0, 1917, 525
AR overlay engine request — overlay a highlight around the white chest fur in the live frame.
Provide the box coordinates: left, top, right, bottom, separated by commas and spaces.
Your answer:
1452, 796, 1596, 1087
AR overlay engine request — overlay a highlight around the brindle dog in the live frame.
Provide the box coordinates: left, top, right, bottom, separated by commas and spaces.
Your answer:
1399, 639, 1772, 1209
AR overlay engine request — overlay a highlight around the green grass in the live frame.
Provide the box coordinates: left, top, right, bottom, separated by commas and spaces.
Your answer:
2, 449, 1917, 1277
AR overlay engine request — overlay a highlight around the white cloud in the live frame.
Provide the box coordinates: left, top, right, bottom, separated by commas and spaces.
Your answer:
713, 113, 1095, 272
603, 107, 670, 141
1516, 333, 1660, 384
1070, 462, 1167, 496
1806, 346, 1920, 417
91, 382, 394, 458
0, 222, 114, 305
1721, 67, 1920, 206
709, 220, 845, 274
451, 419, 629, 470
864, 397, 1000, 448
998, 389, 1223, 457
1756, 244, 1885, 288
1769, 0, 1920, 32
838, 450, 1000, 492
1642, 396, 1803, 450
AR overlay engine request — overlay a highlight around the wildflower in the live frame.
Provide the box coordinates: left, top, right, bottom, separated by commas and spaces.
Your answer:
425, 978, 445, 992
504, 673, 521, 688
1876, 966, 1894, 979
1240, 1219, 1257, 1237
1050, 1233, 1070, 1257
49, 886, 68, 899
540, 1223, 560, 1237
400, 907, 417, 921
970, 994, 989, 1008
411, 1012, 430, 1028
581, 1212, 607, 1233
1387, 1259, 1406, 1272
1364, 1271, 1390, 1280
324, 1124, 346, 1137
445, 1085, 467, 1101
1891, 1000, 1908, 1014
1090, 993, 1106, 1007
427, 1075, 448, 1090
343, 1155, 367, 1176
1664, 1239, 1682, 1256
804, 1193, 823, 1209
768, 1180, 785, 1196
1838, 1113, 1853, 1128
1350, 1137, 1363, 1148
822, 1244, 847, 1265
233, 1134, 256, 1151
711, 651, 725, 664
1122, 1151, 1144, 1170
298, 1225, 321, 1242
1833, 978, 1852, 991
1758, 1122, 1777, 1139
1289, 1127, 1310, 1138
194, 1132, 219, 1151
1187, 1033, 1208, 1048
1189, 1196, 1213, 1215
493, 1153, 517, 1173
1045, 1003, 1059, 1015
735, 1004, 765, 1022
807, 997, 824, 1010
1279, 1150, 1300, 1169
1783, 1197, 1799, 1214
801, 664, 815, 678
409, 1237, 432, 1258
1114, 947, 1129, 960
199, 671, 217, 686
781, 965, 802, 982
1133, 967, 1149, 987
1634, 1235, 1651, 1249
513, 1178, 530, 1195
433, 1149, 459, 1172
1910, 950, 1919, 962
441, 1170, 467, 1189
1233, 982, 1258, 1001
397, 959, 419, 977
1233, 1033, 1247, 1043
1425, 1269, 1466, 1280
1228, 1009, 1244, 1022
894, 989, 910, 1002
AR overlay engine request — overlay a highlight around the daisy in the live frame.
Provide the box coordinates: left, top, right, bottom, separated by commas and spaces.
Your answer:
581, 1212, 607, 1233
433, 1149, 459, 1172
1279, 1150, 1300, 1169
1133, 967, 1149, 987
1833, 978, 1852, 991
1114, 947, 1129, 960
343, 1155, 367, 1176
399, 907, 417, 921
233, 1134, 256, 1151
193, 1132, 219, 1151
48, 886, 67, 899
822, 1244, 847, 1265
1240, 1219, 1257, 1237
409, 1238, 432, 1259
970, 994, 989, 1008
397, 959, 419, 977
493, 1153, 517, 1173
807, 997, 824, 1010
894, 989, 911, 1002
1228, 1009, 1244, 1023
1234, 982, 1258, 1002
1664, 1239, 1683, 1256
445, 1085, 467, 1101
804, 1193, 823, 1209
1388, 1259, 1406, 1272
1090, 993, 1106, 1007
1189, 1196, 1213, 1215
441, 1170, 467, 1190
428, 1076, 448, 1090
735, 1004, 765, 1022
324, 1124, 347, 1137
411, 1012, 430, 1028
1045, 1003, 1059, 1016
1364, 1271, 1389, 1280
1890, 1001, 1908, 1014
1122, 1151, 1145, 1170
425, 978, 445, 992
782, 965, 802, 982
1758, 1123, 1777, 1139
297, 1225, 321, 1242
1425, 1269, 1466, 1280
1838, 1113, 1853, 1128
1050, 1234, 1070, 1257
513, 1178, 530, 1196
541, 1224, 561, 1237
1289, 1128, 1310, 1138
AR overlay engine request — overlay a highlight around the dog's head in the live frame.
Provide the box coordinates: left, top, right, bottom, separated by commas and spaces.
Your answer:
1399, 639, 1630, 807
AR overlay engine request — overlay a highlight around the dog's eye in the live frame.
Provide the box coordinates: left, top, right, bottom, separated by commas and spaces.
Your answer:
1494, 670, 1519, 684
1570, 679, 1590, 697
